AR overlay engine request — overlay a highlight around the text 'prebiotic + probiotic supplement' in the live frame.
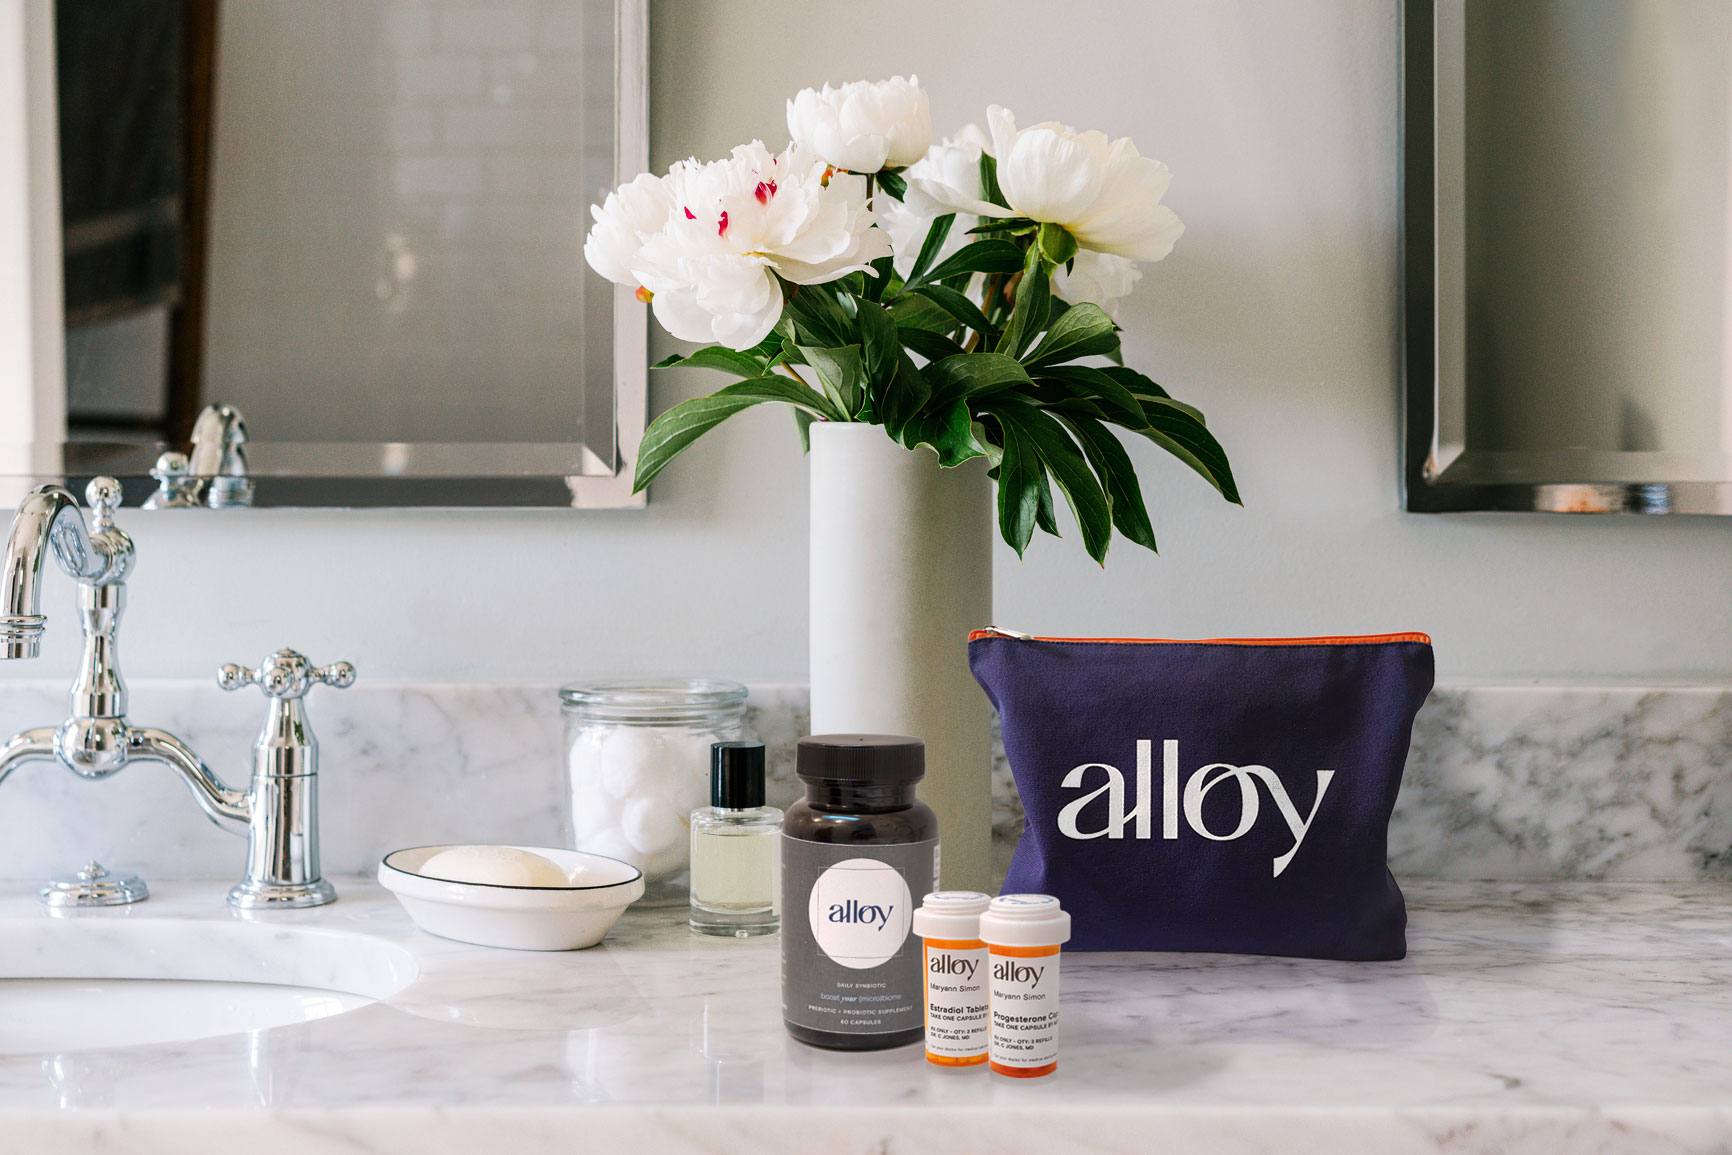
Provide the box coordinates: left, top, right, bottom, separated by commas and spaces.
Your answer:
911, 891, 991, 1067
978, 893, 1070, 1078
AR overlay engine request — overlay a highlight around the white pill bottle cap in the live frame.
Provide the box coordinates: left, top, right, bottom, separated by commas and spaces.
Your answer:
977, 894, 1071, 949
911, 890, 991, 939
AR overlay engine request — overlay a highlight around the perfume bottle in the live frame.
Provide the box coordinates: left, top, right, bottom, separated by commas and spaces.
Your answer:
689, 742, 781, 937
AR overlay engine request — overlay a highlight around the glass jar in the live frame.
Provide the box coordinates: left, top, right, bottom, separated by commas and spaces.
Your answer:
560, 679, 748, 906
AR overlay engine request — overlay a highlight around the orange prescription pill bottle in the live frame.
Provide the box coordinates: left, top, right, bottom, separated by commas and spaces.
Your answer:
911, 891, 992, 1068
978, 894, 1071, 1078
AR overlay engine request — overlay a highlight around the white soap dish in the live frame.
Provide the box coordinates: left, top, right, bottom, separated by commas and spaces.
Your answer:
379, 845, 644, 951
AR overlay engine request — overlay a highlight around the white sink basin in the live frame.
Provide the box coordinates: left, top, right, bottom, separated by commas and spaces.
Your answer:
0, 915, 418, 1056
0, 978, 373, 1055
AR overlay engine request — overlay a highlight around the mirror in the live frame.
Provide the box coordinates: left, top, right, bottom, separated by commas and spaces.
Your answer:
14, 0, 645, 507
1406, 0, 1732, 513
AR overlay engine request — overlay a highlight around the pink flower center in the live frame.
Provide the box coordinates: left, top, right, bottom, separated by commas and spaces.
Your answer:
717, 210, 729, 237
754, 179, 777, 205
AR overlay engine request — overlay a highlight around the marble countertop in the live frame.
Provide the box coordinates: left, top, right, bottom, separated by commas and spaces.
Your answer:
1, 879, 1729, 1154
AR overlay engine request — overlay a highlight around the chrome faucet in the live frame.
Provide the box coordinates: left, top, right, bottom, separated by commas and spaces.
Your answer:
0, 478, 348, 908
145, 402, 255, 509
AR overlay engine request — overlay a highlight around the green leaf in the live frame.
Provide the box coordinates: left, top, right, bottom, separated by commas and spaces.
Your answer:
971, 420, 1004, 469
1036, 364, 1146, 428
798, 345, 867, 416
903, 401, 985, 467
925, 352, 1034, 410
898, 326, 967, 363
979, 153, 1007, 210
1138, 397, 1241, 504
633, 376, 843, 492
1036, 222, 1078, 266
907, 214, 956, 284
1102, 366, 1208, 423
1024, 303, 1120, 368
1033, 458, 1058, 537
992, 416, 1039, 556
907, 284, 999, 343
921, 239, 1025, 284
995, 246, 1051, 360
856, 298, 900, 390
876, 169, 907, 201
793, 407, 816, 453
887, 292, 958, 333
865, 254, 897, 302
878, 353, 933, 439
993, 399, 1114, 563
967, 218, 1036, 236
1058, 412, 1157, 553
652, 346, 767, 378
781, 281, 854, 347
1101, 365, 1169, 399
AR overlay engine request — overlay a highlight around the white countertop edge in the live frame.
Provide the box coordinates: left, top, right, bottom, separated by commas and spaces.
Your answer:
2, 1103, 1729, 1155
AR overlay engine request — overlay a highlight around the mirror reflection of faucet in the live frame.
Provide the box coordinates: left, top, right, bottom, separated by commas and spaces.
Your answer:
0, 477, 349, 908
145, 402, 255, 509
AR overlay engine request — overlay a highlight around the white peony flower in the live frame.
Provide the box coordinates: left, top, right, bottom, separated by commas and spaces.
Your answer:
878, 123, 993, 278
1051, 249, 1142, 318
617, 142, 890, 350
786, 75, 932, 174
913, 105, 1184, 264
582, 172, 674, 289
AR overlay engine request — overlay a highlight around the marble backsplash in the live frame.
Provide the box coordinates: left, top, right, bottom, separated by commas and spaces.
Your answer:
0, 680, 1726, 882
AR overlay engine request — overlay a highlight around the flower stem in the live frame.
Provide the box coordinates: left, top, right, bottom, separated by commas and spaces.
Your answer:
776, 362, 815, 391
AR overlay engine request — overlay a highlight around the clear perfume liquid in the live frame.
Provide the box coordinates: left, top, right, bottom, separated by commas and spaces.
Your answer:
689, 806, 782, 937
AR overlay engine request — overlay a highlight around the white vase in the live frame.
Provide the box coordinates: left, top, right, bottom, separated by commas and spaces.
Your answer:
808, 422, 994, 893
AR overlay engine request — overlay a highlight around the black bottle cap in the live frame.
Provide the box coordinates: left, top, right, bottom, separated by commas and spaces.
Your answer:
711, 741, 766, 808
796, 734, 925, 784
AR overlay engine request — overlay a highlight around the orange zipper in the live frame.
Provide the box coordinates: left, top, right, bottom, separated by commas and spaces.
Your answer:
969, 627, 1431, 647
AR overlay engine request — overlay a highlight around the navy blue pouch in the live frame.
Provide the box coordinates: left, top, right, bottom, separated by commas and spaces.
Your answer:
969, 629, 1434, 961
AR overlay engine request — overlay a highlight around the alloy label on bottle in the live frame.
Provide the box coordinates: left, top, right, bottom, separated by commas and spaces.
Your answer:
782, 836, 935, 1038
922, 940, 988, 1063
988, 946, 1061, 1072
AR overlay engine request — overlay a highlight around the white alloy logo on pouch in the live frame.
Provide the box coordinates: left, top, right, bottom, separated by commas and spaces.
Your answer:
809, 858, 914, 969
1055, 739, 1335, 877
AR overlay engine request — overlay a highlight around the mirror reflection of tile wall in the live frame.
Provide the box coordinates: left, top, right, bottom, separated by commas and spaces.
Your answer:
1464, 0, 1732, 458
201, 0, 615, 446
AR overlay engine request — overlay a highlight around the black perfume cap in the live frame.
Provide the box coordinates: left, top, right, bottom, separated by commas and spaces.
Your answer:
711, 742, 766, 808
796, 734, 925, 784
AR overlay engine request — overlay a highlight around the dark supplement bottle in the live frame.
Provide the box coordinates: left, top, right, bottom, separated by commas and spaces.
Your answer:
781, 734, 938, 1050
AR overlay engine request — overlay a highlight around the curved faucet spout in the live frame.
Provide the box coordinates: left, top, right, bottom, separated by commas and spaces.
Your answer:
128, 727, 250, 833
1, 480, 130, 660
3, 489, 93, 659
0, 727, 56, 788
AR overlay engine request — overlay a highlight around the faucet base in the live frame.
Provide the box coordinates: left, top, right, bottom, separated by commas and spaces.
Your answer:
40, 861, 149, 908
227, 878, 337, 910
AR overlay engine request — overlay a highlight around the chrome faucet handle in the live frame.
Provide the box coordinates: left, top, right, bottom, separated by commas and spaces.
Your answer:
43, 476, 130, 588
218, 647, 352, 910
220, 649, 355, 700
83, 477, 122, 532
144, 453, 202, 509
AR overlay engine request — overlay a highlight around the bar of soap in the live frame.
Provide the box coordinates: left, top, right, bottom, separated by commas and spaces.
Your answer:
418, 846, 570, 887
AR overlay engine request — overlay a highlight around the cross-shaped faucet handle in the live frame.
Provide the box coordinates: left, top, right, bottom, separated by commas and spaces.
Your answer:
219, 649, 355, 700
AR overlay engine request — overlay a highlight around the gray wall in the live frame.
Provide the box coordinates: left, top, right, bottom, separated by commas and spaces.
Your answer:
7, 0, 1732, 688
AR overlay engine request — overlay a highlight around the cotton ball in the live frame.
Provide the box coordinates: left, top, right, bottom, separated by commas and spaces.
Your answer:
642, 839, 688, 878
580, 828, 646, 872
419, 845, 570, 887
572, 788, 621, 841
622, 795, 686, 857
600, 728, 663, 799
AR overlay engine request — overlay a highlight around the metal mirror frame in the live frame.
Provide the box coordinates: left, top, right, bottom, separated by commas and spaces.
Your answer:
1402, 0, 1732, 515
12, 0, 648, 511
